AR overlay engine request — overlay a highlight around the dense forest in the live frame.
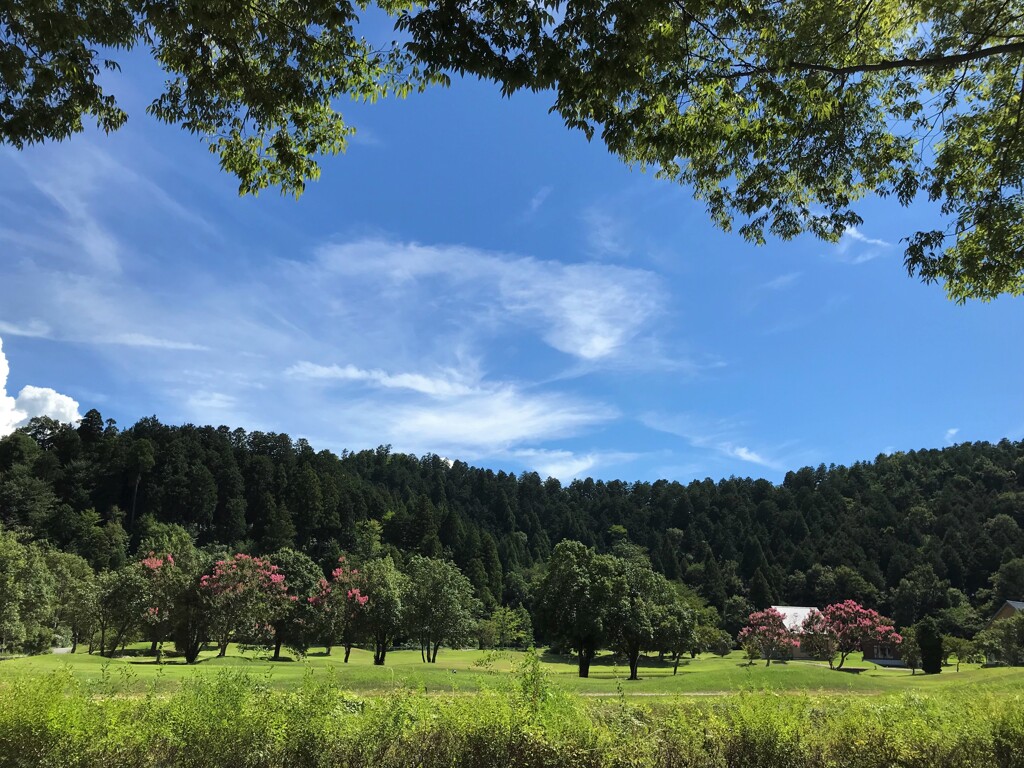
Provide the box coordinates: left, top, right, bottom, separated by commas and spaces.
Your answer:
1, 410, 1023, 646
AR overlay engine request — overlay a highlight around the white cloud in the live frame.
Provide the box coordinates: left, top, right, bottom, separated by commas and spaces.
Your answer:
526, 186, 552, 216
832, 227, 892, 265
582, 206, 629, 257
287, 361, 480, 398
511, 447, 640, 482
385, 387, 614, 452
102, 333, 210, 351
0, 319, 51, 338
944, 427, 960, 444
721, 444, 777, 468
641, 412, 785, 470
760, 272, 801, 291
309, 238, 663, 362
0, 337, 82, 437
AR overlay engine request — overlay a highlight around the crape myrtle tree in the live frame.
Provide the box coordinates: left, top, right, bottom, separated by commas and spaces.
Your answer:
534, 540, 617, 678
200, 553, 290, 657
404, 555, 481, 663
821, 600, 902, 670
737, 607, 798, 666
360, 556, 408, 665
799, 609, 841, 668
308, 556, 368, 662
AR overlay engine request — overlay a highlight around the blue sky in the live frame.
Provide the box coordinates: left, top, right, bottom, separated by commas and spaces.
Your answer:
1, 58, 1022, 484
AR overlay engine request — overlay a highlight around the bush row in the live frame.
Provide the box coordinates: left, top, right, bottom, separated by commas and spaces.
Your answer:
0, 669, 1022, 768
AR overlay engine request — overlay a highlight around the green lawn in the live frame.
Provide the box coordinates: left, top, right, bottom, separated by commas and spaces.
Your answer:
3, 645, 1023, 697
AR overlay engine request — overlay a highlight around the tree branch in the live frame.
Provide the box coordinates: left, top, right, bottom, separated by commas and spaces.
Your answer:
788, 41, 1024, 76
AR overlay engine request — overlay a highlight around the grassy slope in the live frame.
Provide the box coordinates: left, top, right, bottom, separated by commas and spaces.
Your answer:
3, 645, 1023, 697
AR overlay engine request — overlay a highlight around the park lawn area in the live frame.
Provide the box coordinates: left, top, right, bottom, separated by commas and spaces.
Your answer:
2, 645, 1023, 697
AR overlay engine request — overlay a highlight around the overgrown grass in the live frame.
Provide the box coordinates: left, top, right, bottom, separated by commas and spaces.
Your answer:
3, 644, 1023, 696
0, 660, 1022, 768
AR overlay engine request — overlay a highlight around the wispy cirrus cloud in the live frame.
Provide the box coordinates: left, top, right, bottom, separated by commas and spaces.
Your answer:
307, 238, 664, 362
525, 185, 552, 217
760, 272, 801, 291
831, 226, 892, 265
510, 447, 640, 481
640, 411, 787, 470
287, 361, 481, 398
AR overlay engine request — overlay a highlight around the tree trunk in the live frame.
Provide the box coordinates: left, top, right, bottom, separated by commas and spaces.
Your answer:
273, 635, 283, 661
374, 640, 387, 665
100, 626, 106, 656
673, 654, 681, 675
218, 639, 228, 657
344, 644, 352, 663
150, 638, 159, 656
71, 636, 78, 654
578, 644, 593, 678
420, 642, 426, 663
131, 474, 141, 530
628, 650, 640, 680
431, 642, 440, 663
325, 644, 332, 656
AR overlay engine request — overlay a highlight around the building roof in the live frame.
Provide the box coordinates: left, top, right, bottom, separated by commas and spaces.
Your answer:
1006, 600, 1024, 611
771, 606, 818, 631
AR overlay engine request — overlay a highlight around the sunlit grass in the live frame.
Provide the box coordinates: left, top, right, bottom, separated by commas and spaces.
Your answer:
3, 644, 1021, 697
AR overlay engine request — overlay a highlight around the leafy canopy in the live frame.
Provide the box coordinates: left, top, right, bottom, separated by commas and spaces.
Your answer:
1, 0, 442, 196
7, 0, 1024, 299
399, 0, 1024, 301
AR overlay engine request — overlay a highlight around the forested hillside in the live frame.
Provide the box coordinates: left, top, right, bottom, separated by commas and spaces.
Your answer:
2, 410, 1023, 637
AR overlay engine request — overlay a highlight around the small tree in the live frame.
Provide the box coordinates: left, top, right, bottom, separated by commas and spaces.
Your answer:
360, 556, 407, 665
308, 556, 367, 662
97, 565, 150, 656
404, 555, 480, 663
943, 636, 978, 672
800, 609, 839, 668
478, 605, 531, 649
900, 627, 922, 674
737, 607, 798, 666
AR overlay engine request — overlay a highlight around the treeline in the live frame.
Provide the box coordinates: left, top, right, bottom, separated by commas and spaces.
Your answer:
1, 411, 1023, 645
0, 519, 713, 680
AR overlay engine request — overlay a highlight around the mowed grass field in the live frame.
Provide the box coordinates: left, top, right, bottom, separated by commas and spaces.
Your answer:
3, 644, 1023, 697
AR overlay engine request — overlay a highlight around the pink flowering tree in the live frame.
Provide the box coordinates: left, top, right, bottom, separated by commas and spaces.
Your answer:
200, 554, 290, 657
139, 551, 181, 655
309, 556, 368, 662
799, 609, 840, 668
821, 600, 902, 670
737, 607, 799, 666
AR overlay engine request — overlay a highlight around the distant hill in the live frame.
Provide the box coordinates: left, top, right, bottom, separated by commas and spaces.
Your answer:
2, 410, 1022, 631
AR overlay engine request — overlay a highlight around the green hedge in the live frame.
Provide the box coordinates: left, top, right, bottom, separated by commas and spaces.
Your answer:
0, 669, 1022, 768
